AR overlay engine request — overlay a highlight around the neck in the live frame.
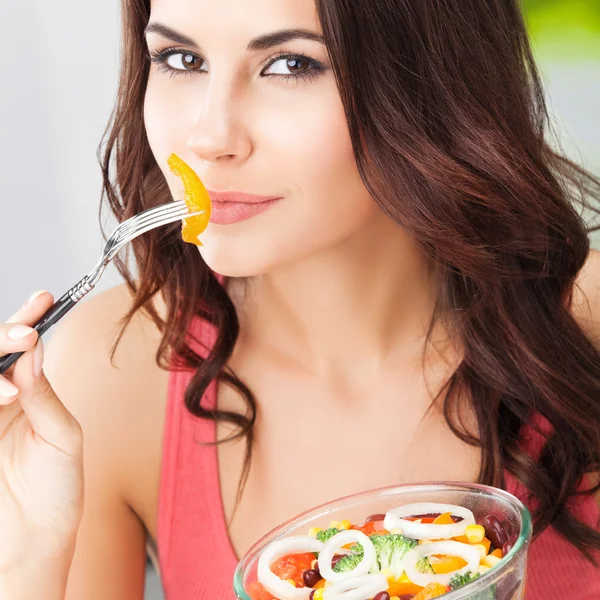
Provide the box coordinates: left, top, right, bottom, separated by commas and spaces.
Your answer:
233, 212, 439, 377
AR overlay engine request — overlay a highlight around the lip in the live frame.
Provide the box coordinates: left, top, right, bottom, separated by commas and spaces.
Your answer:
207, 190, 283, 225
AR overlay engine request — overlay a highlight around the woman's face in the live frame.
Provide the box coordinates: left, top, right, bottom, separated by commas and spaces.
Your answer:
144, 0, 379, 277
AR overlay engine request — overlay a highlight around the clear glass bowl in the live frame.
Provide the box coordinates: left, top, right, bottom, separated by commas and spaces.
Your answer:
233, 482, 532, 600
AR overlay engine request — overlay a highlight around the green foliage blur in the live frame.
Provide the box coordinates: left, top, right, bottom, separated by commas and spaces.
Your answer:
521, 0, 600, 57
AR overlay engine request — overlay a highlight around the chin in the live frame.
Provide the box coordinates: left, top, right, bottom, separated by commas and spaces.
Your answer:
197, 234, 276, 278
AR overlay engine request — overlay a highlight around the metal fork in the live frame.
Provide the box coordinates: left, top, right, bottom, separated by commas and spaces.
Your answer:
0, 200, 205, 374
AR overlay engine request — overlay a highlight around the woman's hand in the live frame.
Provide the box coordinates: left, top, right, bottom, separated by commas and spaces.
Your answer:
0, 290, 84, 594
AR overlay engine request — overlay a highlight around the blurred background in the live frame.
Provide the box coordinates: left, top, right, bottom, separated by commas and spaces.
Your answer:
0, 1, 598, 598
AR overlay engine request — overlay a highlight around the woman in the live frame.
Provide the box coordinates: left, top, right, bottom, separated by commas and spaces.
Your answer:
0, 0, 599, 598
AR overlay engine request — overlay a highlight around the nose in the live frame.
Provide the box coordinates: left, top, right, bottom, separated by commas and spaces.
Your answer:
186, 80, 252, 165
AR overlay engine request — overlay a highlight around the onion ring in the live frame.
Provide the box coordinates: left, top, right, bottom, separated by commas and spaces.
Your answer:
403, 540, 481, 587
318, 530, 376, 583
257, 535, 325, 600
383, 502, 475, 540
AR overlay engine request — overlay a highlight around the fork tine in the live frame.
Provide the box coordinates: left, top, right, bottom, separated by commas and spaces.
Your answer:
116, 201, 190, 237
117, 206, 202, 241
105, 206, 206, 260
119, 204, 204, 238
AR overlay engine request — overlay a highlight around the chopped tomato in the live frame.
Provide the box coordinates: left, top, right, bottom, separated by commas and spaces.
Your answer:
270, 552, 315, 587
351, 520, 378, 535
247, 581, 276, 600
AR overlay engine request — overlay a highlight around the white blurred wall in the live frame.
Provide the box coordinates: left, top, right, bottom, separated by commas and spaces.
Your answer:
0, 0, 122, 322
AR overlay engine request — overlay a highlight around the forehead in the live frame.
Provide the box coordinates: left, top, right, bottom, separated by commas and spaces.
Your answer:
148, 0, 321, 41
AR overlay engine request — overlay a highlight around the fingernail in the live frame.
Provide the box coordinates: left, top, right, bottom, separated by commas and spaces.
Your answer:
0, 377, 19, 397
33, 340, 44, 378
24, 289, 46, 308
7, 324, 35, 341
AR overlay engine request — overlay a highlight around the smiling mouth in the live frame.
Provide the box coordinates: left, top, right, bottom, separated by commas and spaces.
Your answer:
208, 194, 283, 225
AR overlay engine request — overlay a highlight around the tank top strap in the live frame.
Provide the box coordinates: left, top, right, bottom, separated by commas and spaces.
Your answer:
157, 315, 237, 598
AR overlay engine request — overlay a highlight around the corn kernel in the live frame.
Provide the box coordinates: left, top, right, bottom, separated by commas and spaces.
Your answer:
308, 527, 322, 538
313, 589, 324, 600
390, 528, 403, 535
465, 524, 485, 544
287, 579, 296, 587
482, 554, 502, 568
340, 520, 352, 530
476, 564, 491, 575
391, 597, 401, 600
473, 543, 488, 558
329, 520, 342, 530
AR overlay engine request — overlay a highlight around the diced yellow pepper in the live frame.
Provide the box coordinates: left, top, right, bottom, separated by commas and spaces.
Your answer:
432, 512, 454, 525
429, 554, 468, 574
308, 527, 322, 538
482, 554, 503, 568
465, 524, 486, 544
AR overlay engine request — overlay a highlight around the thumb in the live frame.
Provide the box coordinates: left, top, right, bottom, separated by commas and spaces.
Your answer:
11, 338, 82, 457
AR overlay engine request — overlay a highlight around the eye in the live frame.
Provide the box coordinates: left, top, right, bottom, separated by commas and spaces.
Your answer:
263, 55, 317, 77
165, 52, 206, 72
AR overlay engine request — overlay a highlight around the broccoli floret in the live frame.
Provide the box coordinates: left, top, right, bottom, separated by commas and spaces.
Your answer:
449, 572, 497, 600
332, 549, 364, 573
369, 533, 418, 578
416, 557, 434, 574
449, 571, 480, 589
316, 528, 341, 543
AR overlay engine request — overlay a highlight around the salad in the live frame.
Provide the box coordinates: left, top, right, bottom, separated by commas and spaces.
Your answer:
247, 502, 513, 600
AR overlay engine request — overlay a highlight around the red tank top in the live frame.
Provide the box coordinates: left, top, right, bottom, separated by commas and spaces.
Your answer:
157, 317, 600, 599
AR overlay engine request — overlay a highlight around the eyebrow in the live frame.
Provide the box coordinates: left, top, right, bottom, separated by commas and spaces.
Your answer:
144, 23, 325, 51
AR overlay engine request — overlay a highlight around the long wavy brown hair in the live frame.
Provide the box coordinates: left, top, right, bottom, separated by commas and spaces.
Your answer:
100, 0, 600, 558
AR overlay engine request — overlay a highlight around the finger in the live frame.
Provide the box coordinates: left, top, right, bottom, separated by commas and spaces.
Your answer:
7, 290, 55, 325
0, 374, 19, 405
10, 339, 82, 456
0, 323, 39, 356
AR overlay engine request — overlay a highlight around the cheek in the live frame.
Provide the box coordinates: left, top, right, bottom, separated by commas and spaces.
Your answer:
256, 84, 371, 223
143, 77, 191, 190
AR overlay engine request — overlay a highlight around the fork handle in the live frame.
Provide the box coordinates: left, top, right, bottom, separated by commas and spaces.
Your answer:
0, 291, 79, 375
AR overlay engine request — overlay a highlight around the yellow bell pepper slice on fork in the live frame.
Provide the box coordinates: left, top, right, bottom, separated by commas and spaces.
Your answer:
167, 153, 212, 246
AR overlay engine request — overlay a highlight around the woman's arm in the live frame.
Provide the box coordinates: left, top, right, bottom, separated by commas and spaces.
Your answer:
43, 287, 158, 600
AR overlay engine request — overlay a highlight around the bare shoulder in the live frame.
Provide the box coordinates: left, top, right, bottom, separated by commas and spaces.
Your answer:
572, 248, 600, 345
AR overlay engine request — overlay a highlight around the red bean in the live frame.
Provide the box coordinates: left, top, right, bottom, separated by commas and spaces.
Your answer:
309, 591, 316, 600
373, 593, 391, 600
502, 542, 513, 557
331, 554, 344, 569
302, 569, 322, 588
365, 513, 386, 523
483, 514, 509, 549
